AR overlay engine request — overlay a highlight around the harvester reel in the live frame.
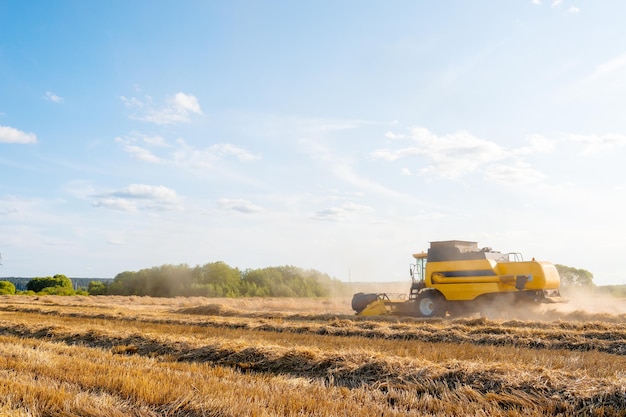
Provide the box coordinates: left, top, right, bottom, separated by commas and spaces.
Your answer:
416, 291, 445, 317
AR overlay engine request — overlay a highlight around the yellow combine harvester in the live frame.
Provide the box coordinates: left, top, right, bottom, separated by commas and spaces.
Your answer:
352, 240, 564, 317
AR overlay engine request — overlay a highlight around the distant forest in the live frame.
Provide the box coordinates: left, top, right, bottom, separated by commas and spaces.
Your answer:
2, 263, 348, 298
92, 262, 348, 298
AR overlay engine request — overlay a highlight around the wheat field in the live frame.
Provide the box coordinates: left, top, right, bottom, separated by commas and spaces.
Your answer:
0, 295, 624, 416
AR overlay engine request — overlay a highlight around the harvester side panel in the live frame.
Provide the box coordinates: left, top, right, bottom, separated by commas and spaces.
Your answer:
432, 282, 511, 301
426, 259, 559, 301
496, 261, 560, 290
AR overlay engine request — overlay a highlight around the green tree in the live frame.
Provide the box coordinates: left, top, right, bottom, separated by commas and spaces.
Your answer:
88, 281, 107, 295
0, 280, 16, 295
108, 270, 149, 296
241, 266, 332, 297
556, 264, 594, 287
192, 262, 242, 297
27, 274, 74, 293
104, 262, 345, 298
109, 264, 200, 297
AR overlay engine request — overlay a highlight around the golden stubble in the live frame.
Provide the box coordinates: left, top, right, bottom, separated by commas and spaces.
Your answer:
0, 295, 623, 416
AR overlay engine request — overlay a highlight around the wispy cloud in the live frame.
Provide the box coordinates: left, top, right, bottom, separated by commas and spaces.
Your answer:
483, 162, 546, 185
370, 127, 554, 182
93, 184, 182, 212
300, 138, 412, 202
121, 92, 203, 125
217, 198, 263, 214
313, 202, 374, 222
371, 127, 505, 179
588, 54, 626, 82
562, 53, 626, 101
122, 144, 161, 163
196, 142, 260, 163
514, 134, 555, 155
116, 133, 260, 168
531, 0, 580, 14
114, 132, 168, 162
45, 91, 63, 103
567, 133, 626, 155
0, 125, 37, 144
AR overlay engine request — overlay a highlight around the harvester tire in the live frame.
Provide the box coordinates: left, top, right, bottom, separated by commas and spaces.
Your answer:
416, 291, 446, 317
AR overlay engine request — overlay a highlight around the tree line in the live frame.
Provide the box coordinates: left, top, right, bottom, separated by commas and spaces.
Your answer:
89, 262, 347, 298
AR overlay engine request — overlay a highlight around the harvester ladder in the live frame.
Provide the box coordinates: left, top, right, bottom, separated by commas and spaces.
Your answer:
409, 282, 420, 301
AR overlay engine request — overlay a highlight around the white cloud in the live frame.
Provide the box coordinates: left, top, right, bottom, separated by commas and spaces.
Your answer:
92, 197, 138, 212
532, 0, 541, 5
114, 184, 178, 200
207, 143, 261, 162
567, 133, 626, 155
514, 134, 555, 155
115, 134, 162, 163
217, 198, 263, 213
142, 135, 169, 147
483, 163, 546, 185
120, 95, 144, 109
367, 147, 420, 161
567, 6, 580, 14
125, 144, 161, 163
172, 92, 201, 114
45, 91, 63, 103
551, 0, 562, 7
313, 202, 374, 222
370, 127, 557, 183
384, 131, 407, 140
122, 92, 203, 125
371, 127, 508, 179
117, 134, 260, 169
93, 184, 182, 212
0, 125, 37, 144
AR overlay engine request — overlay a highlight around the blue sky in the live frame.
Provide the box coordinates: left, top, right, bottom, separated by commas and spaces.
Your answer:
1, 0, 625, 285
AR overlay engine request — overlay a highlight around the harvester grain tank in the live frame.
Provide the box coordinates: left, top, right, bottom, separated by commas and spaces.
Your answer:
352, 240, 564, 317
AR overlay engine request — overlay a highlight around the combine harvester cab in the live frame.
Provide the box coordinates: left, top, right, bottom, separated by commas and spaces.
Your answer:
352, 240, 565, 318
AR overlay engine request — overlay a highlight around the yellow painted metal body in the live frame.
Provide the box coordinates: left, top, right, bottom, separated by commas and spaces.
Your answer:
425, 258, 560, 301
352, 241, 563, 317
358, 299, 389, 316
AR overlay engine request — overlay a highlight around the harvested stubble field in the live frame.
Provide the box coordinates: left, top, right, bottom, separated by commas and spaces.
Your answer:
0, 295, 624, 416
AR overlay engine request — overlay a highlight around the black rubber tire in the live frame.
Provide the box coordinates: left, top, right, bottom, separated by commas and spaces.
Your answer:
415, 291, 446, 317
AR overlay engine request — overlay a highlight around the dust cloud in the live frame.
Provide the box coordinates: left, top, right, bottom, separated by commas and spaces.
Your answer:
344, 282, 626, 321
546, 287, 626, 315
478, 287, 626, 322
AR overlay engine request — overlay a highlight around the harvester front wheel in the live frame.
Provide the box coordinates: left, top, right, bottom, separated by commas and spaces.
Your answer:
416, 291, 445, 317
